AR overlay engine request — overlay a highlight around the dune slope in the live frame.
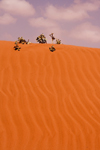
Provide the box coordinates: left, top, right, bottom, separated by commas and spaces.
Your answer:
0, 41, 100, 150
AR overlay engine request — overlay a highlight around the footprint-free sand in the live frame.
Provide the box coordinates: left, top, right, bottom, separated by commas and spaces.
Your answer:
0, 41, 100, 150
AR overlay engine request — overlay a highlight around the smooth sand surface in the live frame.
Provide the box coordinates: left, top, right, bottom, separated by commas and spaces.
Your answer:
0, 41, 100, 150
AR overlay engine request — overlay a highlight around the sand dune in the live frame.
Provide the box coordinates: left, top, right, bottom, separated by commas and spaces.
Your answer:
0, 41, 100, 150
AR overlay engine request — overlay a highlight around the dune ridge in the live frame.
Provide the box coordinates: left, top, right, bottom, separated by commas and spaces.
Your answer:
0, 41, 100, 150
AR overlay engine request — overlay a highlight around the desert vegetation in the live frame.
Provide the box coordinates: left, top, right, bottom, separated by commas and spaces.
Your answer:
14, 37, 31, 51
14, 33, 61, 52
36, 34, 47, 43
14, 41, 21, 51
49, 45, 56, 52
56, 39, 61, 44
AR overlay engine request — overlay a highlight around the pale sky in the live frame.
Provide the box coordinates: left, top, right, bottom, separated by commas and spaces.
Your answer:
0, 0, 100, 48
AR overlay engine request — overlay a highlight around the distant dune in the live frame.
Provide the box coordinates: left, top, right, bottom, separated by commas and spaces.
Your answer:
0, 41, 100, 150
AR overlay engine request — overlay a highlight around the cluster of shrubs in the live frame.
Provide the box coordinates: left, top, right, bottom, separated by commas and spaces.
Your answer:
14, 33, 61, 52
36, 33, 61, 52
36, 33, 61, 44
14, 37, 31, 51
49, 33, 61, 45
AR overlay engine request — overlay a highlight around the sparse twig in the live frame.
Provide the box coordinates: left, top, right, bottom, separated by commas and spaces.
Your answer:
49, 33, 55, 44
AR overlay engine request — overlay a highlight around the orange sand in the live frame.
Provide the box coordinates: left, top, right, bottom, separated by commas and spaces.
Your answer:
0, 41, 100, 150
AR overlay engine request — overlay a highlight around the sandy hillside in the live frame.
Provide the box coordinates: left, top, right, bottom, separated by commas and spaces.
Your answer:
0, 41, 100, 150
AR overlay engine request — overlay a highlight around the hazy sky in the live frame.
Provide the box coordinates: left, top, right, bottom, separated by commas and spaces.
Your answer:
0, 0, 100, 48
